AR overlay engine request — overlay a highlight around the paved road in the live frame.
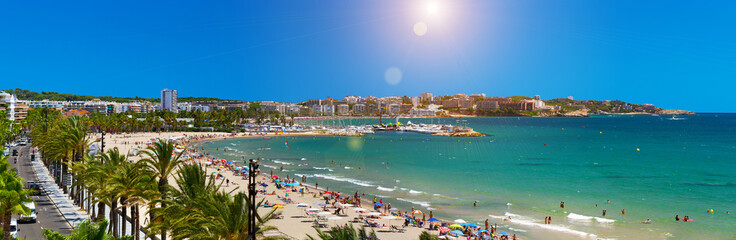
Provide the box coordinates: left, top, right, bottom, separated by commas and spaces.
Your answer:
9, 144, 72, 239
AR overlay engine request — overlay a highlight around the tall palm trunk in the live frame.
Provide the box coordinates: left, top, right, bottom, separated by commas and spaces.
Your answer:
110, 200, 118, 237
134, 205, 140, 240
97, 201, 105, 221
121, 197, 127, 236
2, 210, 12, 240
159, 178, 168, 240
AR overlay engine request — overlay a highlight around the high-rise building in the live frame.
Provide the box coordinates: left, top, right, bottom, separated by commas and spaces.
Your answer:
161, 88, 178, 112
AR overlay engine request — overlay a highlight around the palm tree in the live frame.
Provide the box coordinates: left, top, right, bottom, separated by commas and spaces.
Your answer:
139, 139, 185, 240
42, 219, 132, 240
0, 159, 33, 240
108, 159, 148, 238
149, 164, 283, 240
418, 231, 439, 240
305, 224, 376, 240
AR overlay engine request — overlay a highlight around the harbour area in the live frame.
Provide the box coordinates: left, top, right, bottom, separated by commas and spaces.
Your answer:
246, 117, 485, 137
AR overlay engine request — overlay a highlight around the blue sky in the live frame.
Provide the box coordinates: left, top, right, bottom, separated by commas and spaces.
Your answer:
1, 0, 735, 112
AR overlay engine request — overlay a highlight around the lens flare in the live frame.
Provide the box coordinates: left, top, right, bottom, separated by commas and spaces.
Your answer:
384, 67, 402, 85
413, 22, 428, 36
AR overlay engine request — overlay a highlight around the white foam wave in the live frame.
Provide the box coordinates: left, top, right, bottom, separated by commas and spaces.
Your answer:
377, 186, 396, 192
313, 167, 334, 172
399, 187, 408, 191
489, 213, 598, 239
312, 174, 374, 187
408, 190, 423, 194
300, 158, 307, 160
273, 160, 292, 165
507, 203, 513, 206
594, 217, 615, 223
508, 227, 527, 232
262, 164, 278, 169
344, 167, 352, 169
567, 213, 593, 222
396, 198, 431, 207
432, 194, 441, 196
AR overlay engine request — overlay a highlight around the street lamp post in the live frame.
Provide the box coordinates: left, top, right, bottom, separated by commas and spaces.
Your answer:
247, 158, 260, 240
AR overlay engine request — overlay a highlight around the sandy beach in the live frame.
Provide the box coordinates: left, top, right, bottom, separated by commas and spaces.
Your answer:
91, 131, 489, 240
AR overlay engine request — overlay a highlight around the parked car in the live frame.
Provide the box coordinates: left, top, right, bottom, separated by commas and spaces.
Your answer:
19, 201, 37, 223
9, 218, 18, 238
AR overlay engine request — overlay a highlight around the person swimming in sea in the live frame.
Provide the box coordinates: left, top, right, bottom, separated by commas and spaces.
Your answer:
643, 219, 652, 224
675, 215, 680, 221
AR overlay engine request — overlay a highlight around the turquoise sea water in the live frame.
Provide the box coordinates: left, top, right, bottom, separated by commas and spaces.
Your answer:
201, 114, 736, 239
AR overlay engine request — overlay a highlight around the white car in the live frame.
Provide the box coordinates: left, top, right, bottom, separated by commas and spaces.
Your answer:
19, 201, 36, 223
9, 218, 18, 239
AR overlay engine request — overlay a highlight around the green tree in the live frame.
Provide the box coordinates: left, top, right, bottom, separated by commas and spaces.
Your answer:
0, 158, 33, 240
305, 224, 375, 240
139, 140, 185, 240
42, 219, 132, 240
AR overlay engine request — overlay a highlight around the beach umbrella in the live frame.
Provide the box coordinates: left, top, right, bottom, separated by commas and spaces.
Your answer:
438, 227, 450, 233
297, 203, 309, 207
272, 176, 279, 179
476, 229, 489, 233
412, 210, 423, 214
317, 211, 332, 216
271, 205, 285, 209
454, 219, 467, 224
449, 230, 464, 236
449, 224, 465, 230
389, 208, 399, 211
427, 218, 439, 222
497, 232, 508, 235
461, 223, 478, 228
374, 202, 384, 207
234, 168, 240, 171
260, 183, 268, 187
327, 216, 343, 221
204, 161, 212, 165
306, 208, 320, 212
285, 182, 299, 186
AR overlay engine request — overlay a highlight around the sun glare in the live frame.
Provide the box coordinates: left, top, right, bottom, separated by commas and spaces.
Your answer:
427, 2, 439, 15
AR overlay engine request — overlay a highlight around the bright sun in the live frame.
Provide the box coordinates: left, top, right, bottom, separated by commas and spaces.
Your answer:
427, 3, 439, 15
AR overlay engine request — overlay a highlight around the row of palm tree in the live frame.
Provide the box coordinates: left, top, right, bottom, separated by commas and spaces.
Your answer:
0, 152, 33, 240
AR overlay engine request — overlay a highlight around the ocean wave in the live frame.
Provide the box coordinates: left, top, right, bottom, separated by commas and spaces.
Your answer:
273, 160, 293, 165
312, 174, 374, 187
432, 194, 441, 196
567, 213, 615, 224
594, 217, 615, 223
377, 186, 397, 192
508, 227, 527, 233
344, 167, 352, 169
313, 167, 334, 172
294, 173, 314, 178
399, 187, 408, 191
300, 158, 307, 161
396, 198, 431, 207
567, 213, 593, 222
229, 143, 237, 146
408, 190, 423, 194
489, 213, 598, 239
507, 203, 513, 206
261, 164, 278, 169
